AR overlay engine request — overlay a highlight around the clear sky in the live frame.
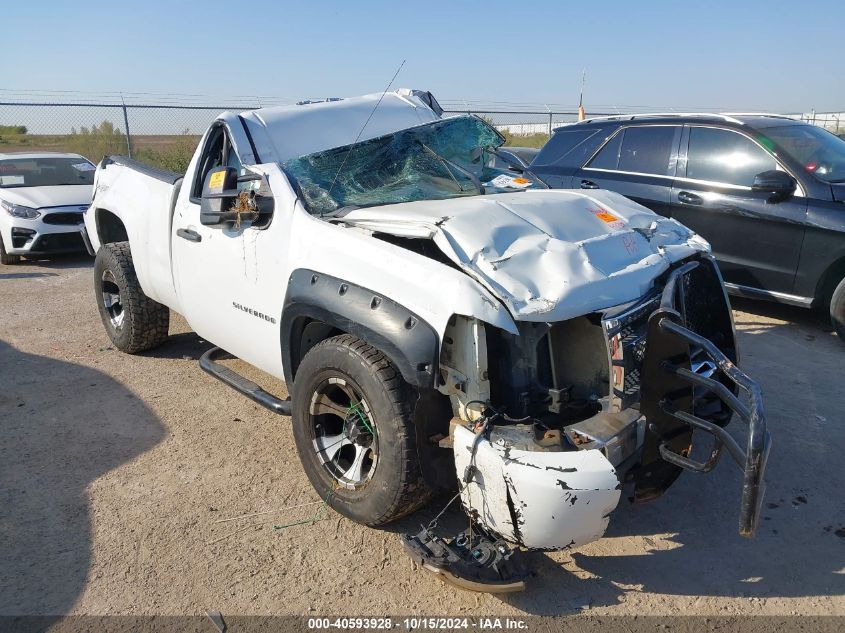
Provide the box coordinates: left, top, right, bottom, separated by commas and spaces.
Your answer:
4, 0, 844, 112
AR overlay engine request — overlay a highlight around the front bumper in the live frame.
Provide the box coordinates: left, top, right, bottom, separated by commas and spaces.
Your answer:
2, 216, 89, 256
453, 423, 622, 550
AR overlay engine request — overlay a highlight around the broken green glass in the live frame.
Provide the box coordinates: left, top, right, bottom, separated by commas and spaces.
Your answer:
282, 115, 510, 215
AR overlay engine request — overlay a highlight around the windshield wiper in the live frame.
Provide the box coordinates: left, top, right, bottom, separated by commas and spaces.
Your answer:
419, 142, 484, 194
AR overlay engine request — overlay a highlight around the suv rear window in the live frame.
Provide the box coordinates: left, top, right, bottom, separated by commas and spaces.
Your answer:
686, 127, 776, 187
533, 128, 604, 167
588, 126, 678, 176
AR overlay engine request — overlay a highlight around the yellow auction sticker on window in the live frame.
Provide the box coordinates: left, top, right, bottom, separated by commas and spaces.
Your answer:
209, 171, 225, 189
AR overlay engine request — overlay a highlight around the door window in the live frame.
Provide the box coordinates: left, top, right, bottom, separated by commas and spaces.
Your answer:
588, 126, 678, 176
587, 130, 623, 170
192, 125, 244, 198
686, 127, 777, 187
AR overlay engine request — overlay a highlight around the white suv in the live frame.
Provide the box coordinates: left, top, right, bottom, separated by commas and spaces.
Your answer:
0, 152, 95, 264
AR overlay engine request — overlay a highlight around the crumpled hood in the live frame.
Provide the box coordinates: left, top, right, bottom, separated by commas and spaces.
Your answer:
0, 184, 93, 210
340, 189, 710, 321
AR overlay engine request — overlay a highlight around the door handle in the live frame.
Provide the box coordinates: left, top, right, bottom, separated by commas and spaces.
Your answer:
677, 191, 703, 205
177, 228, 202, 243
580, 179, 599, 189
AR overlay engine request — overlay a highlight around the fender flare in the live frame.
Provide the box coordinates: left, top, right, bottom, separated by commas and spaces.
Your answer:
281, 269, 439, 389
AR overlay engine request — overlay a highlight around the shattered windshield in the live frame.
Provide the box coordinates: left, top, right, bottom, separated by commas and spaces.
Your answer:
283, 115, 534, 215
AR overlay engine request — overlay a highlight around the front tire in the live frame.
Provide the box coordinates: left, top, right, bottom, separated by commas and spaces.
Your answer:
93, 242, 169, 353
291, 334, 433, 526
0, 234, 21, 265
830, 276, 845, 341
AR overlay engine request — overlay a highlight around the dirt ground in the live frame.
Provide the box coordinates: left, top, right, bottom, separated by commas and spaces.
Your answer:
1, 254, 843, 619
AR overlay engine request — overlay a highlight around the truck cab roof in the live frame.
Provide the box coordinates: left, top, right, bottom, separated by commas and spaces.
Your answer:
239, 90, 442, 163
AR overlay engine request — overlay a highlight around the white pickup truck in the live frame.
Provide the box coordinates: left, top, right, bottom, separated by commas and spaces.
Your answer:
84, 90, 770, 591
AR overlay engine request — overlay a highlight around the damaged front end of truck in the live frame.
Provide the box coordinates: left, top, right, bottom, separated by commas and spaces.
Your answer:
396, 252, 771, 592
281, 112, 771, 592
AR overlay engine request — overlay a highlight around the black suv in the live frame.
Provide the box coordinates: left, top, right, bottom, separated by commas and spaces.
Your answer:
529, 114, 845, 340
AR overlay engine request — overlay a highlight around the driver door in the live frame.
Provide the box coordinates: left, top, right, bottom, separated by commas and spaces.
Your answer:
171, 123, 282, 372
670, 125, 808, 293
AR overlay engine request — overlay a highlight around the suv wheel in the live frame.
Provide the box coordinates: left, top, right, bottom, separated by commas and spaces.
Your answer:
94, 242, 170, 353
830, 277, 845, 341
0, 234, 21, 265
291, 334, 432, 526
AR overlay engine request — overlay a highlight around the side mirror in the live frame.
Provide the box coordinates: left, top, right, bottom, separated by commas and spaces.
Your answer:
751, 170, 796, 199
200, 167, 240, 225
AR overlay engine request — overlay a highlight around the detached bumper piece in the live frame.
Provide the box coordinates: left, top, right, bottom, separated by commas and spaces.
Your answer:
400, 525, 527, 593
640, 260, 771, 537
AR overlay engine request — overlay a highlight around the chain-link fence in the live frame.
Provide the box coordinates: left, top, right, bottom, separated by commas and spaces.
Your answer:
784, 111, 844, 135
2, 99, 842, 173
0, 101, 265, 172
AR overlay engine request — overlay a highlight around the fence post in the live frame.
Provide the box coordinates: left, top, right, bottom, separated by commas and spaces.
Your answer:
121, 100, 133, 158
548, 112, 553, 136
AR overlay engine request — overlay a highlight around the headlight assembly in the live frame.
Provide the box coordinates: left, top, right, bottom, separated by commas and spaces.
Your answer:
1, 200, 40, 219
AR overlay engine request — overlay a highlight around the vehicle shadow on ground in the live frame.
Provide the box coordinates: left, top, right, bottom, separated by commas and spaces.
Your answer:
0, 339, 165, 616
0, 254, 92, 279
139, 331, 213, 361
391, 300, 845, 615
12, 253, 93, 270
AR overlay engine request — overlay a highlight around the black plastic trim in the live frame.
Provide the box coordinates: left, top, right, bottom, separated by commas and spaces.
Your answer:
176, 228, 202, 243
101, 155, 183, 184
281, 269, 439, 389
27, 232, 87, 254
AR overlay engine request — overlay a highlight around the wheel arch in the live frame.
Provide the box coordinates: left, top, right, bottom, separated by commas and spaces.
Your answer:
815, 254, 845, 306
94, 208, 129, 245
281, 269, 439, 389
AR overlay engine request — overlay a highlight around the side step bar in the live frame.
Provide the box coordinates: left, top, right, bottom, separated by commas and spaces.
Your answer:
199, 346, 292, 416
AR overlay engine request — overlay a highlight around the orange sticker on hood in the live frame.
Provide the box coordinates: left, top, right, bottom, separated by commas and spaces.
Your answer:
591, 208, 620, 223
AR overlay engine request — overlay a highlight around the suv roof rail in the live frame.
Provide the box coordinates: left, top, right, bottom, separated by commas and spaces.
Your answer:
573, 112, 745, 125
720, 112, 799, 120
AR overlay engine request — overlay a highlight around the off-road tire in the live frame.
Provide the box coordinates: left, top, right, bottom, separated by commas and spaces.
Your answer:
94, 241, 169, 353
291, 334, 433, 526
830, 276, 845, 341
0, 234, 21, 265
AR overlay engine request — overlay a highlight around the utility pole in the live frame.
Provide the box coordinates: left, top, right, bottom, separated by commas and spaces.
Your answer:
121, 94, 132, 158
578, 69, 587, 121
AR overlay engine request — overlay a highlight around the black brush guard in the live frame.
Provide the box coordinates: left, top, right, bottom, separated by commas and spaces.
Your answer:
639, 259, 771, 537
